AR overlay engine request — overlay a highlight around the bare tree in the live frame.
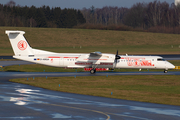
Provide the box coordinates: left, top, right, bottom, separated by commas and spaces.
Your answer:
6, 0, 16, 7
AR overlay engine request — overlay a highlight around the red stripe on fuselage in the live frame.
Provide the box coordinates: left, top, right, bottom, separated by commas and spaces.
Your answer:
48, 57, 60, 58
48, 57, 78, 58
83, 59, 107, 60
63, 57, 78, 58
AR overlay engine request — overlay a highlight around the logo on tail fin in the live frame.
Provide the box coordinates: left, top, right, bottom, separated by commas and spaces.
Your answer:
17, 40, 27, 51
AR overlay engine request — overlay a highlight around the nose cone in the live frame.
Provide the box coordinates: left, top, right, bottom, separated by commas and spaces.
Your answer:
167, 62, 175, 69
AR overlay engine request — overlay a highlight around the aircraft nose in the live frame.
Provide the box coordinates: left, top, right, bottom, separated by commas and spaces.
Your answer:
167, 62, 175, 69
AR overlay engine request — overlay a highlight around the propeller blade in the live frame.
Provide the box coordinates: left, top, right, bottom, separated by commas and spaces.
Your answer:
114, 50, 121, 63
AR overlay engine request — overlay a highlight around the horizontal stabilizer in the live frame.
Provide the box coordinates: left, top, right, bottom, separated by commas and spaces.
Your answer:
5, 31, 25, 35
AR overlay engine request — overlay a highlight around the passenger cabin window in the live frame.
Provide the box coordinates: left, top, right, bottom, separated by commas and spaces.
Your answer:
157, 58, 165, 61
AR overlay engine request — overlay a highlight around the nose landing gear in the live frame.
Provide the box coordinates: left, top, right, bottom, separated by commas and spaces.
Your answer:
164, 70, 168, 73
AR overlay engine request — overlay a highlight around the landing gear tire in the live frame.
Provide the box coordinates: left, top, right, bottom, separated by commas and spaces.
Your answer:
164, 70, 168, 73
90, 69, 96, 74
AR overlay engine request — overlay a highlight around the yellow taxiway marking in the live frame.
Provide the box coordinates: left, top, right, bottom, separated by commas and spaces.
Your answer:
174, 66, 180, 69
48, 103, 110, 120
25, 100, 110, 120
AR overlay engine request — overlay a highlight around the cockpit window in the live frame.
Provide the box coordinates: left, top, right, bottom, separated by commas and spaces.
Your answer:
157, 58, 165, 61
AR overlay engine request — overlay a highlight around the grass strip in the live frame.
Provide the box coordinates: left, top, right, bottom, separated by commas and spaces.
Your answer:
10, 75, 180, 106
1, 27, 180, 55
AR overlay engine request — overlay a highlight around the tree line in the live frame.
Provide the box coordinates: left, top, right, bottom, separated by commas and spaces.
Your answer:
80, 1, 180, 34
0, 1, 86, 28
1, 0, 180, 34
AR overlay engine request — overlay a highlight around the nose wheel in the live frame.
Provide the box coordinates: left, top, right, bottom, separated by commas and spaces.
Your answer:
164, 70, 168, 73
90, 69, 96, 74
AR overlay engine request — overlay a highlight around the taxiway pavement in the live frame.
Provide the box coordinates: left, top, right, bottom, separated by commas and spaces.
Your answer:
1, 73, 180, 120
0, 60, 34, 67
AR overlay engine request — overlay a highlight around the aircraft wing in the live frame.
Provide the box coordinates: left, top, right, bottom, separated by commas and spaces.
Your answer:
75, 51, 114, 65
76, 52, 102, 63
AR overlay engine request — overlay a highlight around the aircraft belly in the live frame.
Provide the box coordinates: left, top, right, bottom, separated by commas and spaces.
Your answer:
98, 64, 113, 68
75, 62, 113, 68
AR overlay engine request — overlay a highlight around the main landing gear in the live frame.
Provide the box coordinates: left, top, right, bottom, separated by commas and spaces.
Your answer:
90, 64, 98, 74
90, 69, 96, 74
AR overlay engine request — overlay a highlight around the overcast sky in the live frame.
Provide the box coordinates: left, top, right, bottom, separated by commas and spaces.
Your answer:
0, 0, 175, 9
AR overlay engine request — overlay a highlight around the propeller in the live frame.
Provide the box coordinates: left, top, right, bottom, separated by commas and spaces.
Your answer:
115, 50, 121, 63
113, 50, 121, 69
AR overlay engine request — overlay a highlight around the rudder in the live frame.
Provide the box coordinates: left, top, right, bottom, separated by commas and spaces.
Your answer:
5, 30, 34, 56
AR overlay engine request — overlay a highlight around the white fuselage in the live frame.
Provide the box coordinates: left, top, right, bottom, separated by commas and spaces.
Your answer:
14, 52, 175, 70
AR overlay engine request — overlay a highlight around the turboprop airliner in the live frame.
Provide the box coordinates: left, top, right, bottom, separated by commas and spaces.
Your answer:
5, 30, 175, 73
